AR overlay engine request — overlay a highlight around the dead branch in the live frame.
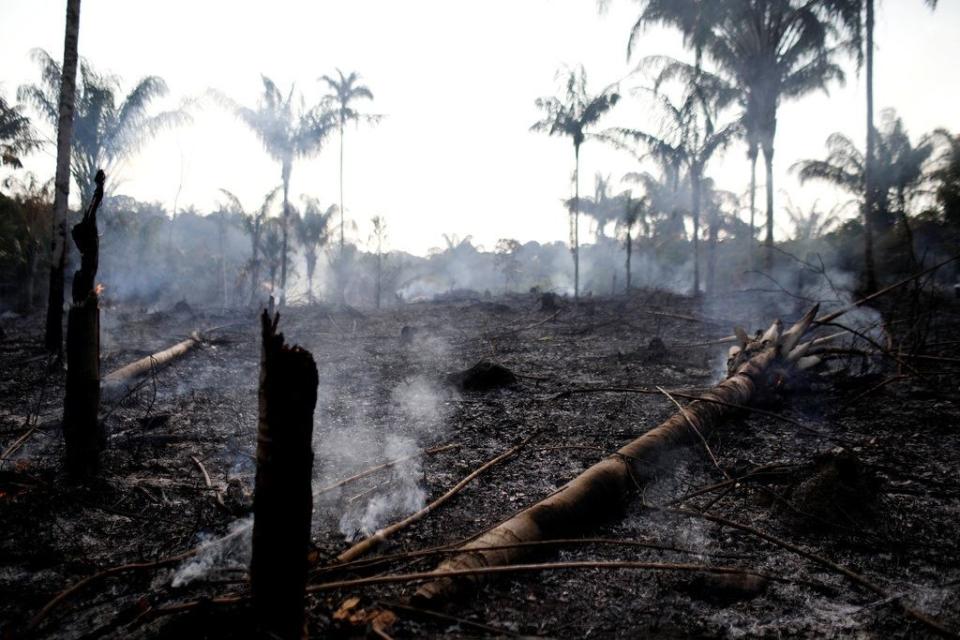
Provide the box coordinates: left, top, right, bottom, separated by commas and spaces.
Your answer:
310, 560, 801, 594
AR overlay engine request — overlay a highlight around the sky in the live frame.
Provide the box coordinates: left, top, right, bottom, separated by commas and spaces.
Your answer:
1, 0, 958, 256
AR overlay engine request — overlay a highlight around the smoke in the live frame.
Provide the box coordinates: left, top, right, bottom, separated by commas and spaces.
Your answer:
169, 516, 252, 587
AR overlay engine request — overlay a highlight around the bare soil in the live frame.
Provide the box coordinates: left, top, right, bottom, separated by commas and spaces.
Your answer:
1, 288, 959, 638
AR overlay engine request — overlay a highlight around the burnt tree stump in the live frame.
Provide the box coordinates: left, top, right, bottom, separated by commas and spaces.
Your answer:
251, 311, 318, 640
63, 170, 105, 477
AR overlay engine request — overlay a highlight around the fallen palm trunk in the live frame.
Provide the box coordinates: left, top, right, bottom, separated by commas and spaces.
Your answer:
102, 333, 201, 387
413, 305, 821, 604
251, 311, 318, 639
63, 171, 106, 477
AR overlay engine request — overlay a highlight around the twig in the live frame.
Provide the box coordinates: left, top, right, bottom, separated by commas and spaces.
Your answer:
380, 599, 520, 636
316, 537, 761, 576
306, 560, 804, 594
336, 433, 539, 563
656, 386, 730, 480
845, 375, 908, 406
315, 443, 460, 497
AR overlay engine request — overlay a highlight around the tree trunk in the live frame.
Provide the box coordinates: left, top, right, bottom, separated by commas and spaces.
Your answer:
573, 143, 580, 301
863, 0, 878, 293
691, 167, 701, 296
279, 163, 291, 308
625, 231, 632, 294
763, 142, 775, 270
63, 170, 104, 477
897, 188, 918, 269
250, 223, 261, 306
252, 311, 317, 640
102, 333, 200, 391
44, 0, 82, 356
707, 205, 719, 296
339, 119, 345, 254
375, 252, 382, 309
219, 213, 227, 309
748, 146, 758, 271
414, 306, 820, 605
306, 253, 316, 304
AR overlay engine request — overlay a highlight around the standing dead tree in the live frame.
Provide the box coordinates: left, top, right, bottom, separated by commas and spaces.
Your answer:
63, 169, 104, 476
251, 311, 318, 639
414, 304, 822, 603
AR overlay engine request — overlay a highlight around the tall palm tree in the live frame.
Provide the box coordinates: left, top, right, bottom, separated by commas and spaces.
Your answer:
605, 86, 739, 295
629, 1, 854, 270
860, 0, 937, 289
0, 94, 39, 168
19, 50, 189, 198
319, 69, 379, 253
295, 196, 336, 302
42, 0, 81, 356
531, 65, 620, 300
217, 76, 335, 307
792, 110, 937, 268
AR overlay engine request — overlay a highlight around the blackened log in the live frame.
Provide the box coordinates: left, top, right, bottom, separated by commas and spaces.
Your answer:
251, 311, 317, 640
63, 170, 105, 477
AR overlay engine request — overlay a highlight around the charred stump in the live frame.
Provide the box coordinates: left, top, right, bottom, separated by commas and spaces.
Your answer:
251, 311, 318, 640
63, 170, 105, 477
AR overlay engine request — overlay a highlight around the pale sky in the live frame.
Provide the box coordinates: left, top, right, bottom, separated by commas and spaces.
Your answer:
1, 0, 958, 256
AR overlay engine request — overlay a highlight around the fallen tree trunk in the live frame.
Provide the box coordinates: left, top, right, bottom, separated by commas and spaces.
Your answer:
63, 170, 105, 477
413, 305, 820, 604
102, 333, 201, 387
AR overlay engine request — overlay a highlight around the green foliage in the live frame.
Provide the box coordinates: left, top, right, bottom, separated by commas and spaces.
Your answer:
18, 49, 190, 196
0, 94, 39, 168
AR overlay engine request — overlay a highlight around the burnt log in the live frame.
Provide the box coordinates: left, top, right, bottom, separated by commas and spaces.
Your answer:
63, 170, 105, 477
102, 334, 200, 392
251, 311, 318, 640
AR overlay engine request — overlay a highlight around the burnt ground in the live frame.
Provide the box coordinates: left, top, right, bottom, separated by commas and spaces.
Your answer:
1, 288, 959, 639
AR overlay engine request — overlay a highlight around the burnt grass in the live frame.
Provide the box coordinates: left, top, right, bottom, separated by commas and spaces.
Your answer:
1, 288, 960, 638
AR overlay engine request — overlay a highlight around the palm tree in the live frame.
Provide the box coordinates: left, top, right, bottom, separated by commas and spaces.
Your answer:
217, 76, 335, 307
792, 110, 937, 269
225, 186, 281, 305
531, 65, 620, 300
615, 191, 647, 293
40, 0, 81, 356
260, 218, 284, 295
319, 69, 379, 254
19, 50, 189, 198
369, 215, 388, 308
630, 1, 853, 270
859, 0, 938, 289
569, 174, 622, 241
0, 94, 39, 168
932, 133, 960, 228
295, 196, 336, 302
605, 85, 739, 295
